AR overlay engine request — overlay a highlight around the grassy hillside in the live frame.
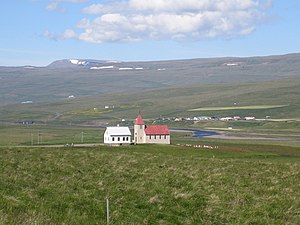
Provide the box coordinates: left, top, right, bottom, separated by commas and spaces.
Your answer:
1, 53, 300, 105
1, 77, 300, 128
1, 145, 300, 224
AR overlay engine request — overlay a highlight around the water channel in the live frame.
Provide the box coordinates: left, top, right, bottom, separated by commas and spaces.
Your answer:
171, 128, 220, 138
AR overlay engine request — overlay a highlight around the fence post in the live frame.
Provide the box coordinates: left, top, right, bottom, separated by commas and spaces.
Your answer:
106, 197, 110, 225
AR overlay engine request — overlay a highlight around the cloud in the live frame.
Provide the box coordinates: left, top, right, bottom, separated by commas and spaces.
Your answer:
46, 0, 87, 12
54, 0, 272, 42
43, 30, 59, 40
43, 29, 77, 40
63, 29, 77, 38
82, 2, 127, 14
47, 2, 59, 11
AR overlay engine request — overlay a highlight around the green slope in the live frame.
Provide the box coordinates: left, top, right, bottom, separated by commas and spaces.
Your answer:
1, 53, 300, 105
1, 78, 300, 127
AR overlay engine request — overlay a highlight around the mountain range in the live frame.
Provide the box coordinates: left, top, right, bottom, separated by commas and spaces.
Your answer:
1, 53, 300, 106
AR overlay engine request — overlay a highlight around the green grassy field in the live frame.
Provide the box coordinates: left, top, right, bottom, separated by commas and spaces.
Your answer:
1, 78, 300, 130
188, 105, 288, 111
0, 124, 104, 146
1, 122, 300, 148
190, 120, 300, 133
0, 144, 300, 225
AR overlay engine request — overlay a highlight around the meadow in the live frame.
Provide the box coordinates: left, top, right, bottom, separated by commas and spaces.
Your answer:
2, 78, 300, 128
188, 105, 288, 111
0, 124, 104, 146
1, 144, 300, 225
1, 122, 300, 149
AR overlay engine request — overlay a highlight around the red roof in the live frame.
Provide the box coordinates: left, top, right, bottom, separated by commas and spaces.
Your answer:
134, 113, 144, 125
145, 125, 170, 135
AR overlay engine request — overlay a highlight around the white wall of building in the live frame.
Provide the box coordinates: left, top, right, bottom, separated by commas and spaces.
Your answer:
104, 127, 131, 145
134, 124, 146, 144
146, 135, 170, 144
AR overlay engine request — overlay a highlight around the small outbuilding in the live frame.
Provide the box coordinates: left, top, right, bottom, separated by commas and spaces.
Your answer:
104, 126, 131, 145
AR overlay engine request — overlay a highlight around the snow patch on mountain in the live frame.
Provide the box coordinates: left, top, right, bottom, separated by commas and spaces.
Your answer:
70, 59, 87, 65
90, 66, 114, 70
119, 67, 133, 70
106, 60, 121, 63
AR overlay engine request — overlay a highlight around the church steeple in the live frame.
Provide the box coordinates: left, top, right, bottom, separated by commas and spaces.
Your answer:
134, 112, 146, 144
134, 112, 144, 125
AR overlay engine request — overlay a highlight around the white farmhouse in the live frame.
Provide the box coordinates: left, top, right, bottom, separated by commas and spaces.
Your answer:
104, 126, 131, 145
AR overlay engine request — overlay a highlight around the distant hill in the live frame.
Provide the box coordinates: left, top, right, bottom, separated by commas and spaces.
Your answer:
1, 53, 300, 106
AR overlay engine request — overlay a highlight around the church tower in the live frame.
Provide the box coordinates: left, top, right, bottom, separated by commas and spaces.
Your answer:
134, 112, 146, 144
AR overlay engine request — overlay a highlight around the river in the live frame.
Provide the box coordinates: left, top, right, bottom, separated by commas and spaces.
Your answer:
171, 128, 220, 138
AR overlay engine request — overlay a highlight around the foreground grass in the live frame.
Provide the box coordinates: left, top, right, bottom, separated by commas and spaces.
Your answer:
0, 145, 300, 224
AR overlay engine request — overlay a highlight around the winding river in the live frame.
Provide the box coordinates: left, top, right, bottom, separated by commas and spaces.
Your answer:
171, 128, 220, 138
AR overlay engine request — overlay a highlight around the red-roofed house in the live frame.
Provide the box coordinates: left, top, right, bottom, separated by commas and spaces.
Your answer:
134, 113, 170, 144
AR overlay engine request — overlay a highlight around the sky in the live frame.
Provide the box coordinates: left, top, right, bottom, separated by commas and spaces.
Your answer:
0, 0, 300, 66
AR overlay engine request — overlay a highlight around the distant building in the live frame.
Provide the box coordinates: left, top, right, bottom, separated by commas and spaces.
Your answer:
199, 116, 211, 121
220, 117, 233, 121
104, 126, 131, 145
244, 116, 256, 120
134, 113, 170, 145
20, 121, 34, 125
21, 101, 33, 104
175, 117, 183, 121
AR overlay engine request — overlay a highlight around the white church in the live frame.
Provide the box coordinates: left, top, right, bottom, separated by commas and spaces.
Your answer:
103, 126, 131, 145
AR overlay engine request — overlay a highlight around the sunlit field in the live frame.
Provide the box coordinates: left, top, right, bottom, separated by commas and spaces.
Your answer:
1, 144, 300, 225
188, 105, 288, 111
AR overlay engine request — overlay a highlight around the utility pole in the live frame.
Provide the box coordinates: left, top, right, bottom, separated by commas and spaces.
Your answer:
38, 130, 40, 145
81, 132, 84, 143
